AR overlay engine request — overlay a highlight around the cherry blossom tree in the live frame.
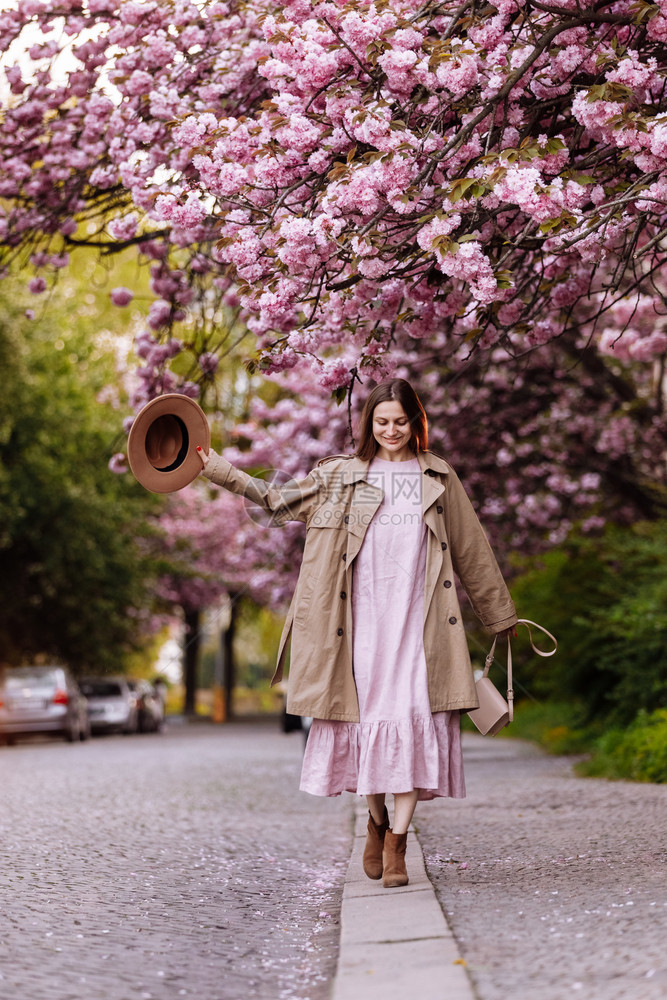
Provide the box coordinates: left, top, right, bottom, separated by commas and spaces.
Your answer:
1, 0, 665, 560
406, 325, 667, 554
149, 480, 305, 713
182, 0, 667, 387
3, 0, 667, 382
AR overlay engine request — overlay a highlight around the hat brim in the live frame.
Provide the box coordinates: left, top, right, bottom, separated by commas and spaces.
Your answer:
127, 393, 211, 494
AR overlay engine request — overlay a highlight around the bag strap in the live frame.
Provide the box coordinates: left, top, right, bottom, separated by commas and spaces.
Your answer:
515, 618, 559, 658
483, 619, 558, 723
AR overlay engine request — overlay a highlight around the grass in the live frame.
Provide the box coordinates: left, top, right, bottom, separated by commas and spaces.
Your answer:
463, 698, 596, 755
575, 710, 667, 783
483, 700, 667, 783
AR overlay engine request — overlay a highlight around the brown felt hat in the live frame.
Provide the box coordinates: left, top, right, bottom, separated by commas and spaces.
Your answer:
127, 393, 210, 494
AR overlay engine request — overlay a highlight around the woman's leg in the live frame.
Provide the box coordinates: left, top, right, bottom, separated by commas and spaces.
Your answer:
391, 790, 419, 834
366, 793, 386, 825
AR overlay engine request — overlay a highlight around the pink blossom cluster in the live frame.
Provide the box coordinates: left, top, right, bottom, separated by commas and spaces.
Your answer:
132, 331, 187, 408
110, 286, 133, 307
597, 294, 667, 363
599, 328, 667, 363
108, 214, 138, 242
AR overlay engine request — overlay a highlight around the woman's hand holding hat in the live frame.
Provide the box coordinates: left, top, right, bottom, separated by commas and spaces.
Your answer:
196, 445, 209, 468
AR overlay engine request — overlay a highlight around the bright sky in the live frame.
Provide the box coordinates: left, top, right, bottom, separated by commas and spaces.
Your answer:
0, 9, 110, 103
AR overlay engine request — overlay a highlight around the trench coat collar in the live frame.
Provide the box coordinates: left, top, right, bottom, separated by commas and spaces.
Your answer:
341, 450, 451, 481
342, 450, 450, 548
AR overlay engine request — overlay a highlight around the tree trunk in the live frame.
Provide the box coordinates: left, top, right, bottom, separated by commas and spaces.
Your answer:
183, 607, 201, 718
221, 593, 240, 720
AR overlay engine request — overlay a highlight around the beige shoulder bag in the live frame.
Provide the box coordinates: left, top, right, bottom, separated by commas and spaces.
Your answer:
467, 619, 558, 736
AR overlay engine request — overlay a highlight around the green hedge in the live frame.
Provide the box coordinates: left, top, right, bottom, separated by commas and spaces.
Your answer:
509, 521, 667, 727
482, 700, 667, 783
484, 524, 667, 783
576, 710, 667, 783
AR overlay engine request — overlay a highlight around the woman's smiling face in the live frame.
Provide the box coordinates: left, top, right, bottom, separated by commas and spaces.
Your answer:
372, 400, 414, 461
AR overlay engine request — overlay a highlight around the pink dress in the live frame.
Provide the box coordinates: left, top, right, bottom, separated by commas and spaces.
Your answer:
300, 456, 466, 802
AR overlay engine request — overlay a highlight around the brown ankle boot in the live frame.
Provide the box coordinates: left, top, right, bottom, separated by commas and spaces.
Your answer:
382, 829, 409, 888
362, 808, 390, 880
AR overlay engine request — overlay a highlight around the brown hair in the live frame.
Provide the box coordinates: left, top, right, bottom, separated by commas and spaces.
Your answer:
355, 379, 428, 461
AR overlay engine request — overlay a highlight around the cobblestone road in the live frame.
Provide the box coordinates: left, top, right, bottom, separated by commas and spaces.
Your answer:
417, 734, 667, 1000
0, 722, 354, 1000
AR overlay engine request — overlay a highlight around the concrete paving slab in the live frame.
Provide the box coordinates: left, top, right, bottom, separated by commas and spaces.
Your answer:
331, 808, 476, 1000
333, 938, 473, 1000
340, 887, 451, 944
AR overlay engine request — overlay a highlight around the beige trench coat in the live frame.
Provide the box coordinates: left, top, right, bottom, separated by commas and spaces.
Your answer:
202, 449, 517, 722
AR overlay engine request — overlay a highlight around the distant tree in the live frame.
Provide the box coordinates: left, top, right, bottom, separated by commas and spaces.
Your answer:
150, 481, 303, 715
0, 283, 162, 672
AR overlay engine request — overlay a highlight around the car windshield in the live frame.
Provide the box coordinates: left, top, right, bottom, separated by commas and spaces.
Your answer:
80, 681, 123, 698
5, 669, 59, 690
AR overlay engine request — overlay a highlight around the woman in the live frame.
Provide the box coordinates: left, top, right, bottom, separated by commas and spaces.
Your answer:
197, 379, 517, 888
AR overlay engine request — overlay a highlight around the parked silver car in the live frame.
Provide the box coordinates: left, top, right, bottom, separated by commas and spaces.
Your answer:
0, 665, 90, 745
79, 677, 139, 735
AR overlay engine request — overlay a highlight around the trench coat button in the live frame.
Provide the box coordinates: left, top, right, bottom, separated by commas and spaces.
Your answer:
344, 515, 350, 524
342, 553, 347, 561
424, 469, 436, 477
443, 580, 452, 588
448, 616, 457, 625
436, 505, 443, 514
441, 542, 448, 550
336, 627, 344, 636
340, 591, 347, 599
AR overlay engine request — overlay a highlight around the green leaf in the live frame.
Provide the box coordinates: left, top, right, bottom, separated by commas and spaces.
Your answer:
539, 218, 563, 234
545, 138, 567, 154
447, 177, 478, 203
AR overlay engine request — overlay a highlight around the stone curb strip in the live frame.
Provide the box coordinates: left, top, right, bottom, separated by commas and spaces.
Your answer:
331, 808, 475, 1000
